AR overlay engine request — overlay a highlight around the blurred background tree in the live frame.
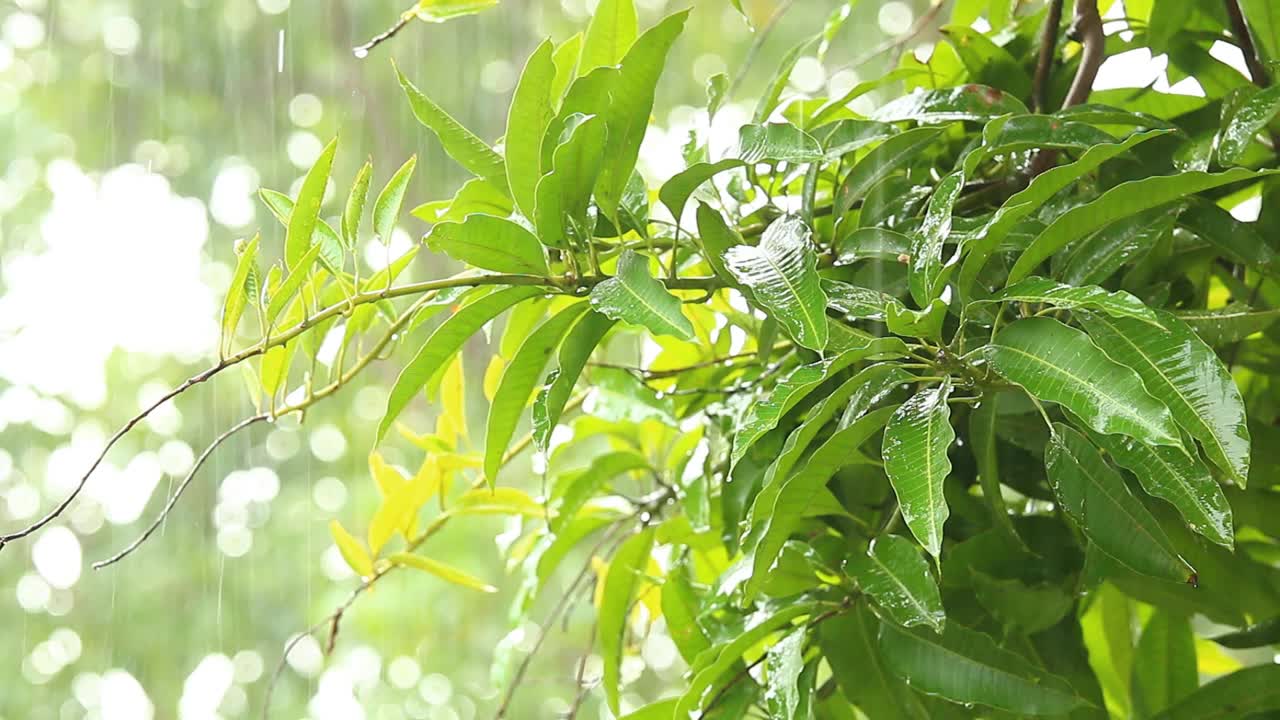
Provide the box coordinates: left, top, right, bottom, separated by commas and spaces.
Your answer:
0, 1, 940, 718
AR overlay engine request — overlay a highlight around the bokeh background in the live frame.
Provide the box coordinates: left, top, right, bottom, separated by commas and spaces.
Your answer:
0, 1, 1183, 718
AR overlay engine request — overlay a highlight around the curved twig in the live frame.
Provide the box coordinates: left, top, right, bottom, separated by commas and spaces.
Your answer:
1062, 0, 1105, 109
1033, 0, 1066, 112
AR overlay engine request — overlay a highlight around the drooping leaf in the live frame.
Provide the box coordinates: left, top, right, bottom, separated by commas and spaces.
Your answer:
1178, 200, 1280, 278
872, 85, 1029, 124
1057, 205, 1180, 287
725, 217, 828, 351
983, 276, 1163, 326
484, 302, 591, 483
378, 286, 544, 443
1152, 664, 1280, 720
550, 450, 648, 532
821, 606, 933, 720
984, 318, 1182, 448
967, 394, 1021, 543
1091, 431, 1233, 549
1082, 311, 1251, 486
397, 64, 508, 190
1210, 617, 1280, 649
389, 552, 497, 593
588, 250, 693, 339
883, 382, 954, 558
834, 127, 943, 219
1218, 85, 1280, 164
1008, 168, 1275, 284
849, 534, 946, 632
1045, 424, 1193, 584
285, 137, 337, 271
426, 214, 549, 275
878, 621, 1087, 716
765, 629, 807, 720
1132, 609, 1198, 718
580, 0, 637, 72
600, 528, 655, 714
532, 311, 616, 450
373, 155, 417, 245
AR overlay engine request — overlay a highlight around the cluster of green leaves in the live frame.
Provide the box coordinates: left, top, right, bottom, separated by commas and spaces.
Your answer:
209, 0, 1280, 717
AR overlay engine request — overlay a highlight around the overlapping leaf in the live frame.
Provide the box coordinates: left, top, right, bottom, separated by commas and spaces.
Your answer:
589, 250, 693, 339
725, 217, 828, 351
849, 534, 945, 632
883, 382, 954, 558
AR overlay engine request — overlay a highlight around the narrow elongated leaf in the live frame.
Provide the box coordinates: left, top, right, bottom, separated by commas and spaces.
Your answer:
505, 39, 556, 219
1092, 432, 1233, 549
958, 129, 1170, 295
286, 137, 337, 270
484, 303, 590, 483
766, 629, 807, 720
263, 243, 323, 329
695, 202, 744, 286
373, 155, 417, 244
849, 534, 945, 632
329, 520, 373, 578
835, 127, 943, 218
426, 214, 549, 275
985, 277, 1162, 326
343, 160, 372, 248
726, 217, 828, 351
910, 171, 964, 305
883, 382, 954, 558
822, 606, 933, 720
1176, 304, 1280, 346
550, 450, 648, 532
220, 236, 260, 359
397, 65, 507, 189
1180, 199, 1280, 274
259, 189, 346, 274
1009, 169, 1275, 284
600, 528, 655, 714
731, 336, 907, 466
968, 396, 1020, 542
823, 279, 905, 321
378, 286, 543, 443
658, 158, 743, 225
1083, 311, 1251, 486
389, 552, 497, 593
594, 11, 689, 224
746, 406, 898, 600
661, 559, 711, 662
1132, 609, 1197, 718
532, 312, 615, 450
674, 603, 820, 719
878, 621, 1086, 716
1219, 85, 1280, 163
1210, 617, 1280, 649
580, 0, 637, 72
534, 113, 609, 248
985, 318, 1182, 448
1058, 206, 1179, 287
872, 85, 1029, 123
589, 250, 693, 339
1045, 425, 1193, 583
1153, 664, 1280, 720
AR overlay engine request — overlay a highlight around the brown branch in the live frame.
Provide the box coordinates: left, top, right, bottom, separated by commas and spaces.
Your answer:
1033, 0, 1067, 112
1225, 0, 1272, 87
1062, 0, 1105, 109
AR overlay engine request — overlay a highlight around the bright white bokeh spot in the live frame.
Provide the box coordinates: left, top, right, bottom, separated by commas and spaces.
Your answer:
388, 656, 421, 689
480, 59, 516, 93
4, 12, 45, 49
88, 452, 163, 525
32, 526, 81, 589
418, 673, 453, 705
790, 56, 826, 94
287, 130, 324, 169
289, 93, 323, 127
313, 476, 348, 512
217, 526, 253, 557
257, 0, 291, 14
17, 572, 51, 612
309, 424, 347, 462
233, 650, 264, 683
285, 633, 324, 677
310, 667, 366, 720
878, 2, 913, 34
103, 15, 141, 55
209, 159, 260, 228
99, 669, 154, 720
179, 653, 235, 720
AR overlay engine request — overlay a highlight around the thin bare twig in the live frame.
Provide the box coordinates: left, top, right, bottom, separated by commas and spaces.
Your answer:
728, 0, 801, 100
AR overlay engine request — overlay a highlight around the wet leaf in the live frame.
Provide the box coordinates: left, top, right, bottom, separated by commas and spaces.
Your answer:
589, 250, 693, 339
883, 382, 954, 558
1152, 664, 1280, 719
872, 85, 1029, 123
834, 127, 943, 219
1132, 609, 1197, 717
329, 520, 374, 578
373, 155, 417, 245
849, 534, 945, 632
343, 160, 372, 247
725, 217, 828, 351
580, 0, 637, 73
983, 276, 1163, 326
285, 137, 337, 271
398, 64, 507, 190
1218, 85, 1280, 164
1045, 425, 1193, 583
426, 214, 549, 275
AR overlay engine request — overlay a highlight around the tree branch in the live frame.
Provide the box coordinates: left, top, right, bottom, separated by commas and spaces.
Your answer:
1062, 0, 1105, 109
1033, 0, 1067, 112
1225, 0, 1272, 87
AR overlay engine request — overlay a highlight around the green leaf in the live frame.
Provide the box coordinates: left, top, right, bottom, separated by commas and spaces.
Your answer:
550, 450, 648, 532
1210, 617, 1280, 649
815, 119, 900, 159
263, 243, 323, 329
426, 214, 549, 275
984, 318, 1182, 448
745, 406, 899, 600
389, 552, 497, 593
883, 382, 954, 558
1082, 311, 1251, 486
534, 113, 609, 248
872, 85, 1029, 123
504, 40, 556, 220
1009, 168, 1276, 284
1132, 609, 1197, 718
755, 37, 815, 123
706, 72, 729, 119
1057, 206, 1179, 287
958, 129, 1171, 296
983, 276, 1163, 326
1218, 85, 1280, 164
329, 520, 373, 578
823, 279, 905, 322
343, 160, 372, 248
695, 202, 745, 288
259, 189, 346, 274
600, 528, 655, 714
405, 0, 498, 22
589, 250, 693, 339
660, 557, 711, 662
967, 394, 1021, 543
834, 127, 943, 219
1153, 664, 1280, 720
285, 137, 337, 271
532, 311, 615, 450
674, 603, 820, 719
1092, 431, 1233, 549
821, 606, 933, 720
725, 217, 828, 351
593, 11, 689, 225
397, 64, 507, 190
731, 336, 907, 467
220, 235, 260, 359
658, 158, 743, 227
1046, 424, 1193, 583
765, 629, 807, 720
378, 286, 543, 443
1179, 200, 1280, 276
910, 171, 964, 304
943, 26, 1032, 98
373, 155, 417, 245
834, 226, 912, 264
617, 699, 679, 720
550, 33, 583, 100
484, 303, 591, 483
878, 621, 1087, 716
412, 177, 512, 225
849, 534, 945, 632
580, 0, 637, 72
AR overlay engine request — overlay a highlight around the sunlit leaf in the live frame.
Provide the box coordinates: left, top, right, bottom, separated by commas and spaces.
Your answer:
426, 214, 549, 275
504, 40, 555, 221
580, 0, 637, 73
982, 276, 1163, 326
397, 64, 507, 190
329, 520, 374, 578
1132, 609, 1197, 717
589, 250, 693, 339
389, 552, 497, 593
372, 155, 417, 245
285, 137, 337, 271
1152, 664, 1280, 719
726, 217, 828, 351
600, 528, 655, 714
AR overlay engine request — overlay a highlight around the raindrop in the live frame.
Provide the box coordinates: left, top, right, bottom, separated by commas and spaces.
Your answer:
353, 47, 369, 60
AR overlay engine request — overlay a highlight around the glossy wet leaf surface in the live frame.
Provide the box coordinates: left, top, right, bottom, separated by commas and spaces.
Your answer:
848, 534, 945, 632
883, 382, 954, 558
725, 217, 829, 351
